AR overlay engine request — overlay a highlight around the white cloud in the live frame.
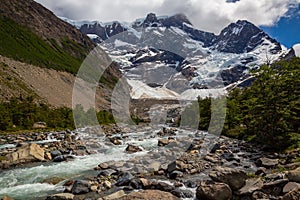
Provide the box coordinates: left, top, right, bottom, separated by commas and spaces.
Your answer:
35, 0, 300, 34
293, 44, 300, 57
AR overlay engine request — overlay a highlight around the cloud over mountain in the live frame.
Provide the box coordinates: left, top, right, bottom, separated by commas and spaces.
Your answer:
35, 0, 299, 34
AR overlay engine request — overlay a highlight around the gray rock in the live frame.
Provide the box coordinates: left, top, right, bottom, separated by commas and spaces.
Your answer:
117, 190, 180, 200
209, 166, 247, 190
204, 155, 219, 163
256, 157, 279, 168
287, 167, 300, 183
53, 155, 66, 162
102, 190, 126, 200
283, 182, 300, 193
71, 180, 91, 195
169, 171, 183, 179
103, 180, 112, 189
144, 181, 174, 192
148, 161, 161, 172
252, 191, 269, 199
98, 169, 117, 177
262, 179, 289, 196
265, 172, 284, 181
51, 150, 62, 158
255, 167, 267, 176
171, 188, 194, 198
116, 172, 134, 186
99, 162, 109, 170
129, 178, 141, 189
167, 160, 187, 173
125, 144, 143, 153
196, 181, 232, 200
46, 193, 74, 200
237, 178, 263, 196
184, 180, 198, 188
158, 139, 175, 147
282, 188, 300, 200
110, 137, 122, 145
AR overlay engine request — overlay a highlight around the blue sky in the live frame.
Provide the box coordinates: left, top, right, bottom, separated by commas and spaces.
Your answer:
261, 5, 300, 48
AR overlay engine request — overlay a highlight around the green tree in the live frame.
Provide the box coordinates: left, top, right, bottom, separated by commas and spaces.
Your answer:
223, 57, 300, 151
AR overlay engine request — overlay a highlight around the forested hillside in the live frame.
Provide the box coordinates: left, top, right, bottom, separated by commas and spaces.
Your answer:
198, 57, 300, 151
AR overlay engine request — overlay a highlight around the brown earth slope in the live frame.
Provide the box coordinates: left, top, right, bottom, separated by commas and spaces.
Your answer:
0, 0, 122, 109
0, 55, 116, 110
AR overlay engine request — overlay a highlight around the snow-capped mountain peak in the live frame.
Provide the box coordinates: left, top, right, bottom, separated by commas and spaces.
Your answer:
213, 20, 282, 54
61, 13, 290, 99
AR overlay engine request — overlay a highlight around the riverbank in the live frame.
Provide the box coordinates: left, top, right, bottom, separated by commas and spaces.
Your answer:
1, 126, 300, 199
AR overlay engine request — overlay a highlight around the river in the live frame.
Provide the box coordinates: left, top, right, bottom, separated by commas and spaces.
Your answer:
0, 127, 192, 199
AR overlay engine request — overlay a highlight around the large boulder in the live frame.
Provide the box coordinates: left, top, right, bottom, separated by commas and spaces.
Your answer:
256, 157, 279, 168
209, 166, 247, 190
45, 193, 74, 200
283, 182, 300, 193
262, 179, 289, 196
50, 150, 62, 158
116, 172, 134, 186
102, 190, 126, 200
237, 178, 263, 196
119, 190, 180, 200
196, 181, 232, 200
7, 143, 44, 164
287, 167, 300, 183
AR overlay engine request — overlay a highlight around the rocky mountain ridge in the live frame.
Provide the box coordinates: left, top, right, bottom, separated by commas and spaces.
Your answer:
63, 13, 291, 99
64, 13, 283, 54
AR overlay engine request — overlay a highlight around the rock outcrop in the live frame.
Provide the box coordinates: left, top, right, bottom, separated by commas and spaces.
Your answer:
6, 143, 44, 164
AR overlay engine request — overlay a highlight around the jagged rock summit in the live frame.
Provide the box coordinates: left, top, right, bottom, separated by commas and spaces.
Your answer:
63, 13, 289, 98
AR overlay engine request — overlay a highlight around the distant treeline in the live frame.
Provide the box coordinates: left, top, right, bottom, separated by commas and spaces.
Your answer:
0, 96, 115, 131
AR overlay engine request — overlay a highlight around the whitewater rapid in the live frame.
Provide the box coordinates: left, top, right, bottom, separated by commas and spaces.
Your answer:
0, 130, 152, 199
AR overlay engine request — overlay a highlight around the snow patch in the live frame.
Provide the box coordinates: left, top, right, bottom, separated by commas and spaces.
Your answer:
153, 30, 164, 36
183, 22, 194, 28
127, 79, 179, 99
87, 34, 99, 39
60, 17, 99, 28
171, 27, 187, 36
114, 39, 134, 47
232, 26, 242, 35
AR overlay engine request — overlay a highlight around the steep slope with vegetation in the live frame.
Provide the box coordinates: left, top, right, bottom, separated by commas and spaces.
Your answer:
224, 57, 300, 150
198, 57, 300, 151
0, 0, 121, 131
0, 16, 84, 73
0, 0, 95, 61
0, 0, 120, 102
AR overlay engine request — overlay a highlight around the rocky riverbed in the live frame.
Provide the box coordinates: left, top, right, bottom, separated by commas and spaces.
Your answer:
1, 126, 300, 200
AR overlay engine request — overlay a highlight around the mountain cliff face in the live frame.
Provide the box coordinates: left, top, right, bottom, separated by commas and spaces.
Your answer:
63, 13, 289, 99
212, 20, 282, 54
